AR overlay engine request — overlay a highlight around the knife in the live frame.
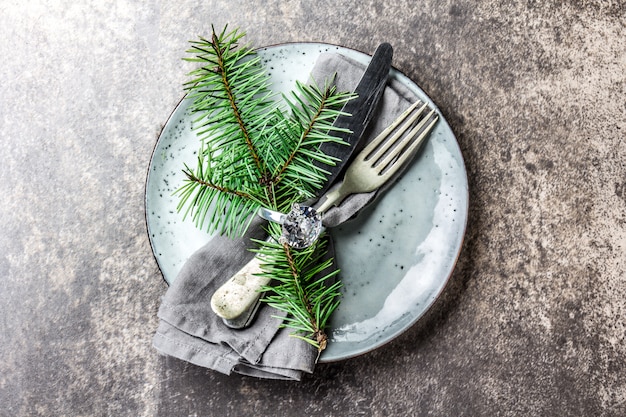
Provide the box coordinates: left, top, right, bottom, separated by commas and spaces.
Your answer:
211, 43, 394, 328
315, 42, 393, 196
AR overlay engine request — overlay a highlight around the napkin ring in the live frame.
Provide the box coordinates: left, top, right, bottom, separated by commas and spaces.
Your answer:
258, 203, 323, 249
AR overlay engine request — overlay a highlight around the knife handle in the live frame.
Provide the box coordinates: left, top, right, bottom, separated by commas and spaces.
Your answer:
210, 255, 269, 326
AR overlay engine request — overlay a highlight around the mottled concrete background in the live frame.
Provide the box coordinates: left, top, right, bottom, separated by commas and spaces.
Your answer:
0, 1, 624, 416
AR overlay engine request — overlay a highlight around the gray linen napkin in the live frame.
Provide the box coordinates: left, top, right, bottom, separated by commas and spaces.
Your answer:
153, 52, 419, 380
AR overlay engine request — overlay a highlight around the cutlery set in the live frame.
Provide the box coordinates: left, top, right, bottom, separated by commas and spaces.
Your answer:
210, 43, 439, 328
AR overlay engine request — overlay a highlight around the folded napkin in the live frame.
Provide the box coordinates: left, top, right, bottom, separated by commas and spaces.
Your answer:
153, 51, 420, 380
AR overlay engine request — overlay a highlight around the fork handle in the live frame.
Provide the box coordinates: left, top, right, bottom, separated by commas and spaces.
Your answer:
315, 186, 349, 213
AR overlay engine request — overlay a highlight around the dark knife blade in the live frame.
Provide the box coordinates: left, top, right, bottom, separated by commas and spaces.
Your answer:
316, 42, 393, 196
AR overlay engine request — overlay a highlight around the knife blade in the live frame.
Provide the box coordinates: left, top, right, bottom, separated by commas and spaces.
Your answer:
212, 43, 394, 328
316, 42, 393, 196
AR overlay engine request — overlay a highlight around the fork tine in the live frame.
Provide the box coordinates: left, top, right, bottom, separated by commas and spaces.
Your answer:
361, 100, 427, 160
376, 109, 438, 178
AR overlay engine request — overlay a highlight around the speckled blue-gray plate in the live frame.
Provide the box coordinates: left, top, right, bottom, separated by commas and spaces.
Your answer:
146, 43, 468, 362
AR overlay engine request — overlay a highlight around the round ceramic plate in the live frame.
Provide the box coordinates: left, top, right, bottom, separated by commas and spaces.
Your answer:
146, 43, 468, 362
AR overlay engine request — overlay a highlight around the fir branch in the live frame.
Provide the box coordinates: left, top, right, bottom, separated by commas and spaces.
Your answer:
178, 29, 355, 232
174, 151, 263, 236
177, 26, 279, 233
176, 25, 350, 350
184, 25, 276, 186
210, 29, 263, 174
181, 164, 255, 201
254, 223, 342, 352
257, 81, 355, 212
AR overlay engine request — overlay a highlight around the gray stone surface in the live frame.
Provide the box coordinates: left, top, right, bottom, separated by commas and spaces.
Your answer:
0, 1, 624, 416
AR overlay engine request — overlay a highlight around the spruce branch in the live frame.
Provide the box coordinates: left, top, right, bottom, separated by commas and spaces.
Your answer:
258, 80, 354, 212
274, 82, 352, 191
184, 25, 275, 184
176, 25, 353, 350
253, 223, 342, 352
177, 25, 279, 233
210, 30, 264, 173
177, 29, 354, 234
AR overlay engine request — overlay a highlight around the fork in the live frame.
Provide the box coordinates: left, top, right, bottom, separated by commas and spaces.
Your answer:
211, 100, 439, 327
316, 100, 438, 213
